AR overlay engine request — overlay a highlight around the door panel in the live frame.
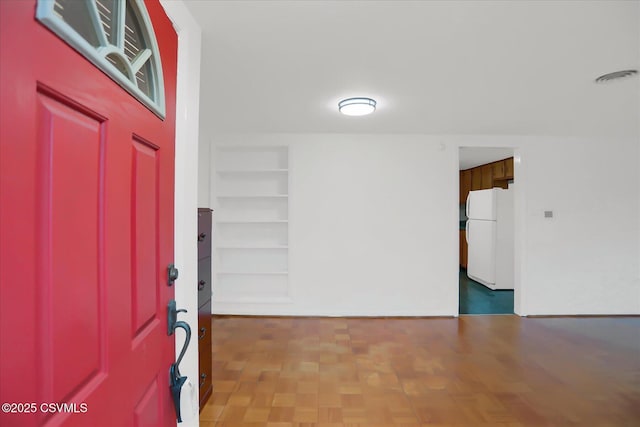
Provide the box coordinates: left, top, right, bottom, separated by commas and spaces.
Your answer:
466, 219, 496, 288
37, 90, 107, 406
467, 189, 497, 221
131, 137, 160, 336
0, 1, 177, 426
134, 375, 162, 427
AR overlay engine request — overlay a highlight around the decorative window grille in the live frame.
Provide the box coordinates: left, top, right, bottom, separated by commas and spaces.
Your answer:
37, 0, 166, 118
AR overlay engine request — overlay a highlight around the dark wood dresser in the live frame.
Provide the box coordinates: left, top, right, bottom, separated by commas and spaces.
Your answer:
197, 208, 212, 410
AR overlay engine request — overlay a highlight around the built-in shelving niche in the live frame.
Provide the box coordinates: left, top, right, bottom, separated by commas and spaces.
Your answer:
213, 146, 290, 303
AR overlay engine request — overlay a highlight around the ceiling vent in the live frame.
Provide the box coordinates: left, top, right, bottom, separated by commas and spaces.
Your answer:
595, 69, 638, 83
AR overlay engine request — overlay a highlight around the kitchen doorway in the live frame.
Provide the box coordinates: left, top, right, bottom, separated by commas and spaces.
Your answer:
459, 147, 515, 315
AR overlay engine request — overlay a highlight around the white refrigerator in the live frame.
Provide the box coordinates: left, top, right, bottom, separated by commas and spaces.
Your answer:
465, 187, 514, 290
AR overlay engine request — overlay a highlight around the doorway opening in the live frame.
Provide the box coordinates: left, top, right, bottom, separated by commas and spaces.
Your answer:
459, 147, 515, 315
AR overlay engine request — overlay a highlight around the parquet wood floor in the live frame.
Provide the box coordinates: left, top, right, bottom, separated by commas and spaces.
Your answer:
200, 315, 640, 427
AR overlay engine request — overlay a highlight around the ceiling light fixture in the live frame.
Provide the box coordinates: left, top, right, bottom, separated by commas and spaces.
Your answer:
338, 97, 377, 116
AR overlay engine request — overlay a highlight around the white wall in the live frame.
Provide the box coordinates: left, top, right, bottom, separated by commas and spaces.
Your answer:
212, 134, 459, 315
160, 2, 202, 426
519, 137, 640, 315
197, 127, 211, 208
209, 134, 640, 317
196, 33, 215, 210
289, 135, 458, 316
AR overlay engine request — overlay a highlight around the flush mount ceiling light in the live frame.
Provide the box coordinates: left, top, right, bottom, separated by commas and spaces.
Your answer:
338, 97, 377, 116
595, 69, 638, 83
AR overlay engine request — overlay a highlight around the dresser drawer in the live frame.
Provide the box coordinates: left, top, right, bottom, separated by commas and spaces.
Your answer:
198, 302, 212, 409
197, 257, 212, 307
197, 209, 212, 260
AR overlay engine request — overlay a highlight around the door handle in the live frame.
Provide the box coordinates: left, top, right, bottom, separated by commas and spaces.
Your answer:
167, 264, 179, 286
198, 280, 206, 291
198, 232, 207, 242
169, 364, 188, 423
168, 300, 188, 338
466, 194, 471, 218
167, 300, 191, 423
466, 221, 470, 243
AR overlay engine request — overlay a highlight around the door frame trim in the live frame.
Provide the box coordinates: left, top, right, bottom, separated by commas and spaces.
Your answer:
455, 145, 526, 317
159, 2, 202, 426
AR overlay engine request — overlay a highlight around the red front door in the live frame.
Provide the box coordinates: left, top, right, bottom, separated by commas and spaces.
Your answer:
0, 1, 178, 426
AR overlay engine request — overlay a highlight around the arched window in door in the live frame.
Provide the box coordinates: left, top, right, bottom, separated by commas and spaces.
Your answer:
36, 0, 166, 118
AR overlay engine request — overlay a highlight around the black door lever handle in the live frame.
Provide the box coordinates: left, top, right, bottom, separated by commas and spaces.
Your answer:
167, 300, 191, 423
168, 300, 187, 336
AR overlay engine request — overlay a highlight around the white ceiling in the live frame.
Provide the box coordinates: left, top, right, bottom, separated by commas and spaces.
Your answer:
459, 147, 513, 170
185, 0, 639, 137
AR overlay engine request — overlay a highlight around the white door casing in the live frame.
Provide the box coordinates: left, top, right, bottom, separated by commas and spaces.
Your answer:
159, 1, 202, 426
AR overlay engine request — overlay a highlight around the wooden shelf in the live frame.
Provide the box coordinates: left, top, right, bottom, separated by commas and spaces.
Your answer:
214, 146, 290, 302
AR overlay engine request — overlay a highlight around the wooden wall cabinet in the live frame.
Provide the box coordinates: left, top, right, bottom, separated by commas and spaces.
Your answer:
461, 157, 514, 194
197, 208, 213, 410
470, 168, 482, 191
504, 157, 514, 179
492, 157, 514, 189
480, 164, 493, 189
459, 170, 471, 204
492, 160, 505, 180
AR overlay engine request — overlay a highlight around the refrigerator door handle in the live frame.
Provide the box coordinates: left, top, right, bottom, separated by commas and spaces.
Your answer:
466, 193, 471, 218
466, 221, 470, 243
